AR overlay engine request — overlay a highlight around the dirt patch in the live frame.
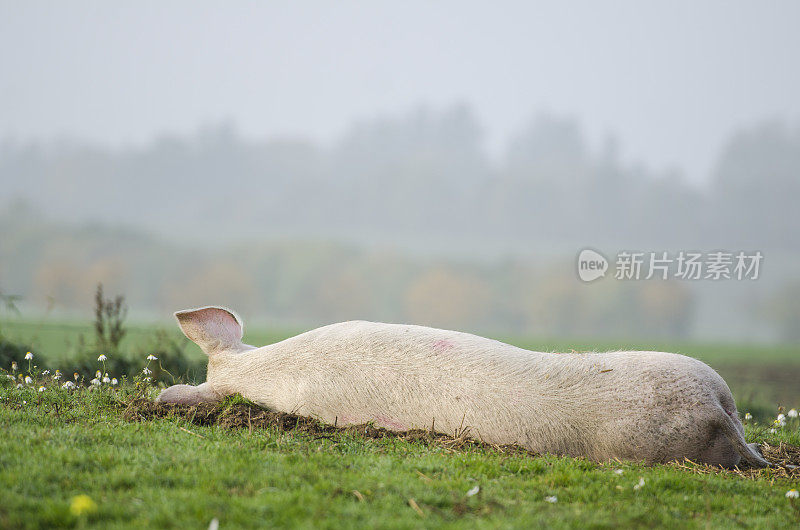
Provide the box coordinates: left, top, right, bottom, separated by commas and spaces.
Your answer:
123, 398, 800, 479
123, 398, 530, 455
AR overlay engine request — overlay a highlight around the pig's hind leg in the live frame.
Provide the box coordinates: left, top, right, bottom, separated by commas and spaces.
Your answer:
155, 382, 221, 405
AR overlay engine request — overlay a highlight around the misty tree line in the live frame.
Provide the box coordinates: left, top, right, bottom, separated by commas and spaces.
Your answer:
1, 107, 798, 340
0, 208, 695, 339
1, 106, 798, 252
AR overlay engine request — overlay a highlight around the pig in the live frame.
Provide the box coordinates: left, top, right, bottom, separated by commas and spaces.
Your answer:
156, 306, 770, 467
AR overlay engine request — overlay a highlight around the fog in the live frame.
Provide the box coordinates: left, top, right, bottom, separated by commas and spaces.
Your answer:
1, 2, 799, 342
3, 1, 800, 181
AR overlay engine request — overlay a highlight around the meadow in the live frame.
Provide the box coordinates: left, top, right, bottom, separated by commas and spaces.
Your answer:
1, 317, 799, 528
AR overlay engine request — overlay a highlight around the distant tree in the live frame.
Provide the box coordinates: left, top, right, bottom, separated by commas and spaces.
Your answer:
766, 282, 800, 343
404, 267, 491, 330
711, 120, 800, 249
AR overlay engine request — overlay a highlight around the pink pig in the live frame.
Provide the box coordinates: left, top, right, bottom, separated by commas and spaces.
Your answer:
157, 306, 769, 467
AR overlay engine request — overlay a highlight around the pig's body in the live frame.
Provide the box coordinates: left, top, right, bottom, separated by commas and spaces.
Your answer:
158, 307, 769, 467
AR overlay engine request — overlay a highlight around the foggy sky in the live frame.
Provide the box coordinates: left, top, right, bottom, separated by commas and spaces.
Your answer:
1, 1, 799, 183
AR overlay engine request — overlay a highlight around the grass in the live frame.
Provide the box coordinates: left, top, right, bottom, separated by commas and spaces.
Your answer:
0, 382, 799, 529
1, 318, 800, 528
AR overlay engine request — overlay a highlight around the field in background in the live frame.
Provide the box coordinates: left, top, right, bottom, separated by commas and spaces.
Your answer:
1, 317, 798, 420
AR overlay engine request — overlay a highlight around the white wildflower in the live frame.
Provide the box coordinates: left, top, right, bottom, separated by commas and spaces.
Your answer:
147, 354, 158, 361
634, 478, 645, 490
42, 370, 50, 375
16, 383, 23, 388
53, 371, 62, 380
24, 352, 33, 360
545, 496, 557, 503
466, 485, 480, 497
11, 362, 17, 371
788, 409, 798, 418
38, 386, 45, 392
111, 378, 118, 385
614, 469, 624, 475
97, 354, 107, 362
775, 414, 786, 427
90, 378, 100, 386
787, 489, 799, 499
744, 412, 752, 421
769, 428, 776, 434
5, 374, 13, 380
62, 381, 75, 389
142, 367, 152, 375
95, 370, 102, 378
102, 375, 110, 383
24, 376, 33, 385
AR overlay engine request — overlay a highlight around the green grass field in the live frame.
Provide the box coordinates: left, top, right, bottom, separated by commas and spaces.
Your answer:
1, 319, 799, 528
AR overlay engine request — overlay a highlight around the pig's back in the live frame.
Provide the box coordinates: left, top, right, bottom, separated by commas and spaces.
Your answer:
226, 321, 571, 444
280, 319, 538, 368
220, 320, 726, 457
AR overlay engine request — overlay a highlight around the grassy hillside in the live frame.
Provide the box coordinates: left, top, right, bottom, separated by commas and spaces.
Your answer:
1, 319, 799, 528
1, 384, 799, 529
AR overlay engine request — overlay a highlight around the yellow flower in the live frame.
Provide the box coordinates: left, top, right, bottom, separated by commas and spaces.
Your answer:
69, 494, 97, 517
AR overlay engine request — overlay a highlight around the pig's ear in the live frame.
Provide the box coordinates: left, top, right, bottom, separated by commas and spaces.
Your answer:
174, 306, 244, 355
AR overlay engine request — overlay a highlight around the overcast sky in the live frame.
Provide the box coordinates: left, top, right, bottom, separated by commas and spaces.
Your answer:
1, 1, 798, 183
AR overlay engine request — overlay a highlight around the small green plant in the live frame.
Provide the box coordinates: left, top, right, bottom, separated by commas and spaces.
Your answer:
93, 283, 128, 354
